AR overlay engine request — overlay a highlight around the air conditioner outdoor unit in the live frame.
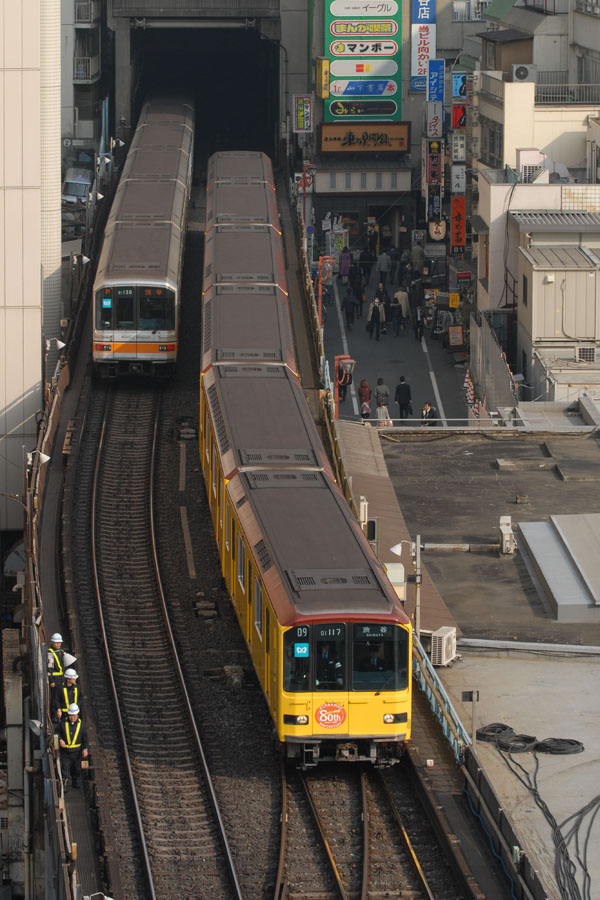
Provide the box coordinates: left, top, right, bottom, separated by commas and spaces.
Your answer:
513, 64, 538, 83
430, 626, 457, 666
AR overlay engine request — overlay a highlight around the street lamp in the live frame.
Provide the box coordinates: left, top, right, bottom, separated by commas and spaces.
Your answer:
317, 255, 333, 327
334, 354, 356, 419
390, 536, 422, 640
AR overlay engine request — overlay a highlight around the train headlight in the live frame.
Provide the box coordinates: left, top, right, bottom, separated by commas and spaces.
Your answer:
95, 344, 112, 351
383, 713, 408, 724
284, 714, 309, 725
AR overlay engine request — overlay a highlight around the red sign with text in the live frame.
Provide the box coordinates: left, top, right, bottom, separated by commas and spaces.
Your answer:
451, 196, 466, 252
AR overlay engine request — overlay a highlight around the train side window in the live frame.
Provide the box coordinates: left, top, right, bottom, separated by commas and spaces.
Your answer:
115, 290, 135, 329
96, 292, 112, 329
265, 608, 270, 653
211, 448, 217, 497
315, 624, 345, 691
283, 626, 310, 692
254, 578, 263, 639
351, 624, 409, 692
204, 409, 210, 463
218, 474, 223, 530
237, 534, 245, 591
225, 503, 230, 551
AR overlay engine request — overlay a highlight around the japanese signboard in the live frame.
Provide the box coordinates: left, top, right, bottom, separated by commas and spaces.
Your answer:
325, 0, 402, 120
426, 139, 444, 184
411, 0, 436, 92
427, 59, 444, 102
451, 103, 466, 129
451, 163, 466, 193
451, 130, 467, 161
293, 95, 313, 133
451, 196, 466, 253
427, 184, 442, 222
452, 73, 467, 99
449, 293, 460, 307
320, 121, 410, 152
448, 325, 464, 346
316, 57, 330, 99
426, 101, 443, 138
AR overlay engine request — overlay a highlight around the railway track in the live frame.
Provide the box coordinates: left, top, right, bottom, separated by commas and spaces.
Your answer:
90, 383, 242, 900
276, 762, 462, 900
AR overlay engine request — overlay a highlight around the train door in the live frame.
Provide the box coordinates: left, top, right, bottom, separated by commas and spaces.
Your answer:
264, 607, 271, 706
311, 623, 349, 737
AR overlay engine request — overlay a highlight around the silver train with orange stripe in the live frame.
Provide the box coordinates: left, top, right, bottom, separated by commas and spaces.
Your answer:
200, 151, 412, 767
92, 96, 194, 377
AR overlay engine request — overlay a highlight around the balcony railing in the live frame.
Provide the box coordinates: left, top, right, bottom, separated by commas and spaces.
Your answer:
75, 0, 100, 23
535, 83, 600, 104
73, 55, 100, 81
524, 0, 569, 12
452, 0, 490, 21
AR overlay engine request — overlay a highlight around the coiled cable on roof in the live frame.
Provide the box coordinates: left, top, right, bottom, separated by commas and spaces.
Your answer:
476, 722, 514, 743
535, 738, 585, 755
497, 733, 538, 753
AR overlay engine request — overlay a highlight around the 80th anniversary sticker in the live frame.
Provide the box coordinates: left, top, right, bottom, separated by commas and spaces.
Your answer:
315, 702, 347, 729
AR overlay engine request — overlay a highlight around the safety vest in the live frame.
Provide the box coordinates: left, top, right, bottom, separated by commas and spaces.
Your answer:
64, 720, 82, 749
60, 685, 78, 713
48, 647, 63, 676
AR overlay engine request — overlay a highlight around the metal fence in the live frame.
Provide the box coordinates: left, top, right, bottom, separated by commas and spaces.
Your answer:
535, 82, 600, 104
470, 312, 518, 411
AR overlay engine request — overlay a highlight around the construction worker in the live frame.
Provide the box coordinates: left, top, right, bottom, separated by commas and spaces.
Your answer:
52, 668, 81, 722
47, 633, 76, 701
57, 703, 88, 791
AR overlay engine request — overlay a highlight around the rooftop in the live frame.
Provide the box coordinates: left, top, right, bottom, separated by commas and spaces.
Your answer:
520, 245, 600, 268
509, 210, 600, 231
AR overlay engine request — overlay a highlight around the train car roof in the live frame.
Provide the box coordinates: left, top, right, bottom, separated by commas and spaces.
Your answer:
94, 221, 180, 286
202, 365, 331, 480
201, 285, 297, 374
227, 470, 410, 624
121, 147, 191, 182
129, 123, 193, 155
206, 182, 279, 231
108, 180, 186, 225
139, 97, 195, 124
203, 225, 286, 292
207, 151, 274, 186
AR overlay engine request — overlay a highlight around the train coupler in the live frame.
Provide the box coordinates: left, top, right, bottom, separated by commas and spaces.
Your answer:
335, 743, 359, 762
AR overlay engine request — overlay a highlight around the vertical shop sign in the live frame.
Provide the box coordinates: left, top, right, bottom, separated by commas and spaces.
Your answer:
451, 130, 466, 161
427, 141, 443, 184
293, 95, 313, 132
451, 163, 466, 193
427, 184, 442, 221
427, 59, 444, 102
426, 101, 443, 138
451, 103, 466, 129
452, 73, 467, 99
411, 0, 436, 92
451, 195, 466, 253
316, 57, 331, 99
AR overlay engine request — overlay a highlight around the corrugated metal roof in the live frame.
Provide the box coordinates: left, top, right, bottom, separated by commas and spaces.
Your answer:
477, 27, 531, 42
509, 210, 600, 231
520, 246, 600, 268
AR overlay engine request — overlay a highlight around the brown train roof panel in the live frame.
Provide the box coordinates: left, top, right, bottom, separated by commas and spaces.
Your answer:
207, 151, 275, 187
206, 182, 279, 231
202, 225, 286, 292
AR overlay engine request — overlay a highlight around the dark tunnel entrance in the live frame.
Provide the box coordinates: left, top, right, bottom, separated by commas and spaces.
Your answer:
131, 27, 280, 163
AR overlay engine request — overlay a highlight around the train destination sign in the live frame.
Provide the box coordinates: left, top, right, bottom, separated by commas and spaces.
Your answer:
331, 79, 397, 96
330, 19, 398, 34
329, 99, 397, 117
320, 122, 410, 152
330, 40, 398, 56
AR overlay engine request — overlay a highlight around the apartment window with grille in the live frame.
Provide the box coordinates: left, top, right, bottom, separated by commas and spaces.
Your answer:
360, 173, 367, 189
575, 0, 600, 16
480, 115, 503, 169
344, 172, 352, 189
453, 0, 490, 20
329, 172, 337, 189
375, 173, 383, 189
390, 172, 398, 189
578, 347, 596, 361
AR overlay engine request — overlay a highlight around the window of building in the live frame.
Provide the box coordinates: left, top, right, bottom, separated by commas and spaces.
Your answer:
485, 41, 496, 69
479, 115, 503, 169
237, 535, 245, 591
329, 173, 337, 189
522, 274, 528, 307
390, 173, 397, 189
345, 173, 352, 189
375, 173, 383, 189
360, 173, 367, 189
452, 0, 490, 19
254, 577, 263, 638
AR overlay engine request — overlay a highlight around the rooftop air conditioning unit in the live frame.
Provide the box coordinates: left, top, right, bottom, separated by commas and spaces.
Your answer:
430, 626, 457, 666
513, 64, 538, 83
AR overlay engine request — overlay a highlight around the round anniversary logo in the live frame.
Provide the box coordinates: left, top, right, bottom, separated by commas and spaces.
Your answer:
315, 703, 347, 729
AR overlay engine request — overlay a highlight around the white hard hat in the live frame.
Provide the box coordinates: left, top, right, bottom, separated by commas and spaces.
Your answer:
63, 653, 77, 668
51, 633, 63, 643
64, 668, 78, 680
67, 703, 80, 715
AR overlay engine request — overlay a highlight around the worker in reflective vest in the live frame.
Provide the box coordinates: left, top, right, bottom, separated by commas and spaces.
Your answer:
51, 669, 81, 721
47, 633, 65, 695
57, 704, 88, 791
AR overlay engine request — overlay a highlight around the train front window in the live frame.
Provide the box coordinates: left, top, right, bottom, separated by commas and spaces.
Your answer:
352, 624, 409, 692
96, 290, 113, 329
284, 626, 310, 692
315, 623, 345, 691
139, 288, 175, 331
115, 287, 135, 329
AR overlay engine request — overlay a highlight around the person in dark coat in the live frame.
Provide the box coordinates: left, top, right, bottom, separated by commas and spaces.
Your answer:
52, 668, 81, 722
414, 305, 425, 341
337, 360, 353, 402
58, 704, 89, 790
341, 288, 358, 330
394, 376, 412, 419
338, 246, 351, 284
366, 297, 385, 340
349, 262, 363, 316
316, 643, 343, 687
421, 401, 439, 425
388, 246, 400, 285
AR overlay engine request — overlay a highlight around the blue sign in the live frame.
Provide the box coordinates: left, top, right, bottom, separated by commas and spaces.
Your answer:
410, 0, 436, 92
427, 59, 444, 102
294, 643, 310, 658
306, 225, 315, 236
102, 298, 112, 308
333, 79, 396, 96
452, 73, 467, 98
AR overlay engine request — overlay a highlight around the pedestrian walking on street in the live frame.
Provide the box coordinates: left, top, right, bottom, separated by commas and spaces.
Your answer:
349, 262, 363, 316
374, 282, 390, 333
339, 246, 351, 285
358, 379, 372, 419
421, 401, 439, 425
337, 360, 352, 402
414, 305, 425, 341
388, 246, 400, 285
394, 376, 412, 419
341, 288, 358, 330
411, 240, 425, 276
360, 246, 374, 284
58, 703, 89, 791
376, 248, 391, 289
366, 297, 385, 340
389, 292, 403, 335
375, 377, 390, 408
367, 225, 378, 256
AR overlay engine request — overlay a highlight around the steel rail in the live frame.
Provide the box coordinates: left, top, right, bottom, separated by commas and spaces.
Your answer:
360, 770, 370, 900
90, 389, 156, 899
300, 773, 350, 900
375, 770, 436, 900
273, 758, 289, 900
91, 388, 243, 900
